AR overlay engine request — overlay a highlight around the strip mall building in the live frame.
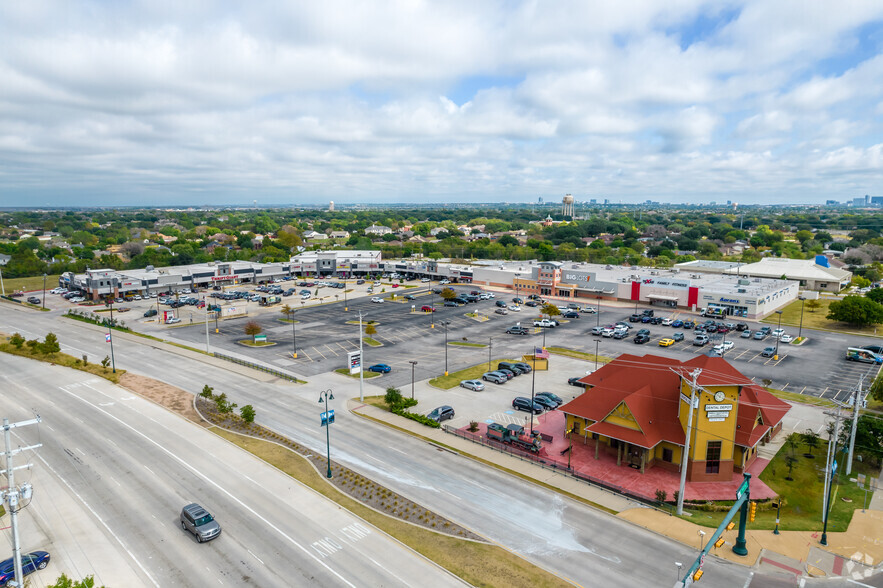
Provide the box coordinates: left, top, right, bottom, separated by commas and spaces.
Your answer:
562, 354, 790, 482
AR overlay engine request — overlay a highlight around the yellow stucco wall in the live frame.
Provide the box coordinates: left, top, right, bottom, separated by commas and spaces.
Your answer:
679, 380, 741, 461
654, 441, 683, 466
603, 402, 642, 431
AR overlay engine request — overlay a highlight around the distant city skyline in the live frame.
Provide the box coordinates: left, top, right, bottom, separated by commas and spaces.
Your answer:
1, 2, 881, 207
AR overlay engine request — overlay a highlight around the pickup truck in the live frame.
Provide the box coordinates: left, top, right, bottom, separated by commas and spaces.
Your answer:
533, 319, 556, 328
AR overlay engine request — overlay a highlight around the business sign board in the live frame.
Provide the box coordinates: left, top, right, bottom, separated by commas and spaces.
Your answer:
348, 350, 362, 375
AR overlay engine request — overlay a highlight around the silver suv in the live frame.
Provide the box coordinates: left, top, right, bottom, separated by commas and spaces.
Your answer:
180, 503, 221, 543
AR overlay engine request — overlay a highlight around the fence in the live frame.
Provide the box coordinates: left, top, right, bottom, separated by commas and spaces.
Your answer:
212, 352, 301, 382
443, 424, 672, 512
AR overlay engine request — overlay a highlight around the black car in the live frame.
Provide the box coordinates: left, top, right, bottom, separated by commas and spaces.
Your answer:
536, 391, 564, 406
636, 328, 650, 337
736, 323, 749, 331
568, 376, 584, 386
629, 314, 643, 322
27, 297, 41, 304
513, 362, 533, 373
525, 300, 538, 307
512, 297, 524, 304
404, 294, 416, 300
512, 397, 543, 414
144, 308, 158, 317
427, 405, 455, 423
562, 311, 579, 319
533, 395, 558, 410
497, 368, 517, 379
634, 333, 650, 344
506, 326, 529, 335
495, 300, 507, 307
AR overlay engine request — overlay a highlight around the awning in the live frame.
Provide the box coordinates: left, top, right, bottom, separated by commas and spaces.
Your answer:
647, 294, 679, 301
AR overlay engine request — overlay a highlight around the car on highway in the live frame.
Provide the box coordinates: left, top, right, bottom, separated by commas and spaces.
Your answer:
672, 332, 685, 342
506, 326, 529, 335
421, 305, 435, 312
512, 396, 543, 414
633, 333, 650, 344
368, 364, 392, 373
780, 334, 794, 343
536, 392, 563, 407
427, 405, 455, 423
0, 550, 50, 585
460, 379, 485, 391
533, 395, 558, 410
658, 338, 675, 347
761, 346, 777, 358
180, 503, 221, 543
371, 297, 383, 303
482, 372, 507, 384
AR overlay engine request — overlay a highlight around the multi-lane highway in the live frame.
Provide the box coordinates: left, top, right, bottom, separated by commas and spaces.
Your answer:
0, 302, 763, 587
0, 353, 464, 587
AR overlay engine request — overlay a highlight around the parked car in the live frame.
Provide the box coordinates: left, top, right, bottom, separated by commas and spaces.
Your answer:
862, 345, 883, 355
536, 391, 563, 407
371, 297, 383, 303
562, 311, 579, 319
445, 300, 460, 307
0, 550, 50, 585
591, 326, 605, 335
482, 372, 507, 384
421, 305, 435, 312
672, 332, 685, 342
166, 317, 181, 324
753, 331, 767, 340
761, 346, 777, 358
771, 328, 785, 338
671, 319, 683, 328
497, 368, 517, 379
533, 395, 558, 410
180, 503, 221, 543
512, 297, 524, 304
143, 308, 158, 317
512, 396, 543, 414
460, 379, 485, 391
568, 376, 584, 386
612, 329, 628, 339
693, 334, 709, 346
740, 329, 752, 338
427, 405, 455, 423
508, 305, 521, 312
404, 294, 416, 300
629, 314, 643, 322
658, 338, 675, 347
636, 328, 650, 337
495, 300, 507, 307
513, 362, 533, 373
368, 363, 392, 373
780, 334, 794, 343
506, 326, 529, 335
533, 319, 556, 328
633, 333, 650, 344
27, 297, 41, 304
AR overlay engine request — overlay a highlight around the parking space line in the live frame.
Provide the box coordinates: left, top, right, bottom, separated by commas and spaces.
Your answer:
311, 346, 328, 360
322, 344, 340, 357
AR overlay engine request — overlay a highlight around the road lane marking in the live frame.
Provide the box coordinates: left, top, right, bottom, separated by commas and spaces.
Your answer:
247, 549, 265, 565
144, 465, 154, 475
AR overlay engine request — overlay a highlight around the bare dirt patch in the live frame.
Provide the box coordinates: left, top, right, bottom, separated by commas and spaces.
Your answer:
118, 372, 205, 425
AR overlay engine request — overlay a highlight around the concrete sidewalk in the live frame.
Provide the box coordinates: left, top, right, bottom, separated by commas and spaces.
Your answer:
350, 397, 883, 580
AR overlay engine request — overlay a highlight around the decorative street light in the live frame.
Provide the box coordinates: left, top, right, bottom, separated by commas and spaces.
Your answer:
596, 296, 602, 327
797, 296, 806, 340
42, 273, 47, 310
487, 337, 493, 372
291, 313, 297, 359
774, 310, 784, 359
593, 338, 601, 372
409, 360, 418, 399
318, 389, 335, 478
107, 298, 117, 373
442, 321, 450, 376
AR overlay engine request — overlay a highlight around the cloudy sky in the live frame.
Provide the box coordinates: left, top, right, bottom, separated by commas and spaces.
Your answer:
1, 1, 882, 207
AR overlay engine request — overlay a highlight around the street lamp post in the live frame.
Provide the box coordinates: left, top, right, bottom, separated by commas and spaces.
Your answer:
42, 273, 46, 309
409, 360, 417, 399
798, 296, 806, 340
542, 325, 547, 350
291, 311, 297, 359
596, 296, 602, 327
594, 338, 601, 371
318, 389, 334, 478
698, 530, 706, 552
530, 349, 537, 435
344, 281, 348, 311
443, 321, 450, 376
488, 337, 492, 371
774, 310, 783, 359
108, 299, 117, 373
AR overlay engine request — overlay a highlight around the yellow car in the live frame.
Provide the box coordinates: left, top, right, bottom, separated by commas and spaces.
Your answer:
658, 338, 676, 347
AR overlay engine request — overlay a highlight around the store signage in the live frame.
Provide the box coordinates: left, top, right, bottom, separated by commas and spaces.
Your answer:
707, 411, 730, 419
708, 418, 726, 423
212, 275, 235, 281
564, 273, 590, 282
719, 297, 740, 303
705, 404, 733, 411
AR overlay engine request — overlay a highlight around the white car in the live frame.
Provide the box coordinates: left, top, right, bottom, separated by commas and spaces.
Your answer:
301, 293, 311, 300
371, 297, 383, 303
421, 278, 430, 282
713, 340, 735, 353
661, 318, 673, 326
508, 305, 521, 312
166, 317, 181, 324
486, 293, 495, 298
133, 295, 142, 300
602, 327, 614, 337
580, 306, 596, 313
780, 334, 794, 343
533, 319, 555, 328
771, 328, 785, 338
439, 279, 450, 285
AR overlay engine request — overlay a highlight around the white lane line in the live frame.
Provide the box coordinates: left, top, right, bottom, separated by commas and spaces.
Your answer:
76, 447, 86, 455
144, 465, 154, 475
248, 549, 265, 565
109, 476, 121, 487
57, 385, 358, 588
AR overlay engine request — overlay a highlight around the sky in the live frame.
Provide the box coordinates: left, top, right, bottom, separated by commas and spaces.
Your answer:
1, 1, 882, 207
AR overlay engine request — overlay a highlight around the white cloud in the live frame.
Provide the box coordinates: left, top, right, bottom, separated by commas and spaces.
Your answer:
0, 0, 882, 205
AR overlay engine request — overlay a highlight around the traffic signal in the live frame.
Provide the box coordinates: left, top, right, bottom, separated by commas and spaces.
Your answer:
748, 501, 757, 522
726, 522, 735, 531
714, 537, 725, 549
692, 569, 704, 581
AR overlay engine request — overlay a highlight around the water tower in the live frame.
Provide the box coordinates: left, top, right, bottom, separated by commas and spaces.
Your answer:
562, 194, 574, 217
329, 200, 335, 212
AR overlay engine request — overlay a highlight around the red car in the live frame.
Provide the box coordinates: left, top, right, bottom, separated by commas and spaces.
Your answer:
421, 305, 436, 312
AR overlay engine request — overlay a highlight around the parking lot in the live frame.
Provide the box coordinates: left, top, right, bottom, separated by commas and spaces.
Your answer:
42, 281, 883, 404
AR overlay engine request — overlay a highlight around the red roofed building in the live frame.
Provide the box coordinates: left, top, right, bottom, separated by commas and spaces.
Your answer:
560, 353, 790, 483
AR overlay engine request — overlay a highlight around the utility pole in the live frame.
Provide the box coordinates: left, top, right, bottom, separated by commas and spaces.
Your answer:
358, 310, 364, 403
821, 408, 845, 546
677, 368, 701, 516
846, 377, 864, 476
1, 416, 42, 588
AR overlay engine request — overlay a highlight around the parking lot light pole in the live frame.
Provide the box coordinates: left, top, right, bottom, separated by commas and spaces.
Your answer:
594, 338, 600, 372
798, 296, 806, 340
774, 310, 783, 359
42, 273, 46, 309
318, 389, 334, 478
443, 321, 450, 376
488, 337, 492, 371
108, 299, 116, 373
205, 303, 210, 354
291, 314, 297, 359
409, 360, 417, 399
596, 296, 602, 327
344, 281, 348, 311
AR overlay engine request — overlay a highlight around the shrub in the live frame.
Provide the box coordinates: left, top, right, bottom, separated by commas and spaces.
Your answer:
468, 421, 479, 432
40, 332, 60, 354
9, 333, 24, 349
200, 384, 214, 399
384, 387, 403, 409
240, 404, 256, 423
82, 354, 88, 366
101, 355, 111, 368
655, 489, 668, 503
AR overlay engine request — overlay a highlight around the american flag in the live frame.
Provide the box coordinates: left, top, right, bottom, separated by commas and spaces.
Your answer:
534, 347, 549, 359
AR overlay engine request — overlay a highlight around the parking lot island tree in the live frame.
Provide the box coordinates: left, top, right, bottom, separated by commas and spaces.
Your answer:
540, 303, 561, 321
244, 320, 263, 343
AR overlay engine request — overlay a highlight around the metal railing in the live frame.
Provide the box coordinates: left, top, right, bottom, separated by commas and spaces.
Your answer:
212, 352, 301, 382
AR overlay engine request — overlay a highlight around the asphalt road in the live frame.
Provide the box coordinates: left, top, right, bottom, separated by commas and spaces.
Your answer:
158, 287, 882, 401
0, 353, 464, 587
0, 302, 761, 587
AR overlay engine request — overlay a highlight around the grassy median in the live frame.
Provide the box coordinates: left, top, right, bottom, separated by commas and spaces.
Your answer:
213, 428, 570, 587
428, 358, 521, 389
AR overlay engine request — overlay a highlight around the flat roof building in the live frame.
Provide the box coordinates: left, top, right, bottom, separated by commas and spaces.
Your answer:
676, 255, 851, 293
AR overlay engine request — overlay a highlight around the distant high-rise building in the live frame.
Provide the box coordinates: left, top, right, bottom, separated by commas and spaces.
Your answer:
590, 199, 597, 204
826, 200, 839, 205
329, 200, 335, 212
538, 196, 543, 204
562, 194, 574, 217
603, 198, 610, 205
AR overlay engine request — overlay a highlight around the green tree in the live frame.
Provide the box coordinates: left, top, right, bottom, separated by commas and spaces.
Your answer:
853, 415, 883, 467
46, 573, 103, 588
826, 295, 883, 326
784, 455, 799, 481
440, 287, 456, 300
9, 332, 25, 348
280, 303, 294, 321
365, 323, 377, 336
40, 332, 61, 354
498, 235, 518, 247
384, 386, 403, 410
240, 404, 256, 423
801, 429, 820, 456
805, 298, 822, 312
200, 384, 214, 399
541, 303, 561, 319
244, 320, 263, 342
852, 276, 872, 289
870, 370, 883, 403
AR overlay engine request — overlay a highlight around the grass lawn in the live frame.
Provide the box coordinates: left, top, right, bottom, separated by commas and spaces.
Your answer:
448, 341, 487, 348
364, 337, 381, 346
429, 358, 520, 389
334, 368, 380, 379
210, 431, 568, 587
687, 436, 879, 531
761, 298, 881, 337
547, 346, 612, 364
0, 336, 124, 384
0, 274, 61, 294
766, 388, 838, 409
238, 340, 276, 347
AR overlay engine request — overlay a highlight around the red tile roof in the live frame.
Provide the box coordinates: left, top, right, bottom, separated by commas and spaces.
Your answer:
562, 354, 790, 450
